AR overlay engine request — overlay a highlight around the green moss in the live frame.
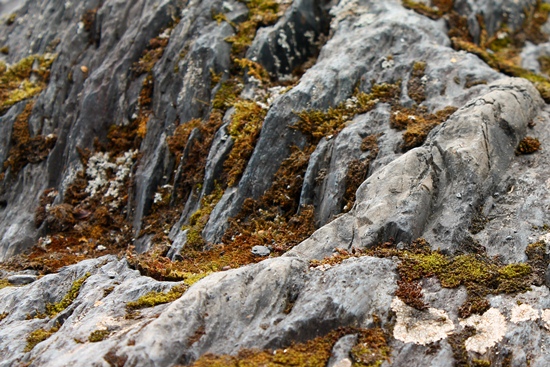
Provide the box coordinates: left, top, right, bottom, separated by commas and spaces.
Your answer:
0, 54, 55, 113
472, 359, 491, 367
25, 325, 59, 352
0, 46, 9, 55
44, 273, 90, 317
183, 184, 224, 250
88, 329, 110, 342
126, 284, 187, 310
212, 79, 243, 110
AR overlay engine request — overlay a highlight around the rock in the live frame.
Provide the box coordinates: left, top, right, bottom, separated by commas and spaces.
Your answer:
251, 245, 270, 257
7, 274, 37, 285
327, 334, 357, 367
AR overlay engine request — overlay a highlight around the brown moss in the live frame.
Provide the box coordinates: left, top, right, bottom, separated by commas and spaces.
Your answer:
0, 46, 9, 55
516, 137, 541, 155
408, 61, 427, 104
189, 327, 390, 367
235, 58, 270, 84
448, 326, 476, 367
2, 102, 57, 177
342, 159, 369, 213
395, 280, 427, 310
0, 312, 8, 321
402, 0, 451, 20
81, 9, 97, 32
390, 105, 457, 151
132, 35, 170, 77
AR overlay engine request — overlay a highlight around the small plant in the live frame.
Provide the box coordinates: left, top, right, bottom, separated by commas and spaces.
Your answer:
44, 273, 90, 317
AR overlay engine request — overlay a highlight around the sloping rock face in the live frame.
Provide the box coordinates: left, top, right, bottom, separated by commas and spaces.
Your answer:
2, 0, 550, 366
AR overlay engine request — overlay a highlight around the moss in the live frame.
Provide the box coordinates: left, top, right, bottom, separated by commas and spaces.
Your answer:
516, 137, 541, 155
539, 55, 550, 75
408, 61, 427, 104
132, 33, 170, 76
472, 360, 491, 367
0, 54, 55, 113
296, 83, 401, 145
212, 78, 243, 110
6, 13, 16, 26
190, 327, 390, 367
342, 159, 370, 213
0, 279, 11, 289
390, 105, 457, 151
0, 46, 9, 55
448, 326, 476, 367
182, 184, 224, 250
81, 9, 97, 32
88, 329, 110, 342
44, 273, 90, 317
126, 284, 187, 310
235, 58, 270, 84
224, 100, 267, 187
0, 312, 7, 321
314, 239, 536, 316
402, 0, 446, 20
225, 0, 281, 57
25, 325, 59, 352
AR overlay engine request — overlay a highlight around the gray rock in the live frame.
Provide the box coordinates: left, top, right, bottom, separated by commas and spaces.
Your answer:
327, 334, 358, 367
251, 245, 271, 257
7, 274, 37, 285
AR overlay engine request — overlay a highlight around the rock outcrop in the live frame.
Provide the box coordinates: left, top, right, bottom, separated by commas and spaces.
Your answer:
2, 0, 550, 366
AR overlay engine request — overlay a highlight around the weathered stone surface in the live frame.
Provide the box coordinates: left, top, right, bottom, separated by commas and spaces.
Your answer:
2, 0, 550, 366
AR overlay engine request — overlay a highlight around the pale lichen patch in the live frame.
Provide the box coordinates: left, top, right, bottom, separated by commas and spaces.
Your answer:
391, 297, 455, 345
460, 308, 507, 354
541, 309, 550, 330
510, 303, 540, 323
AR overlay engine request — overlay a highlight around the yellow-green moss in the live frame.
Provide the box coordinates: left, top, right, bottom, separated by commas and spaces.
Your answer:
212, 79, 243, 110
0, 54, 55, 113
126, 284, 187, 310
44, 273, 90, 317
0, 279, 11, 289
25, 325, 59, 352
190, 327, 390, 367
295, 83, 401, 144
88, 329, 110, 342
224, 100, 267, 187
225, 0, 280, 57
183, 184, 224, 249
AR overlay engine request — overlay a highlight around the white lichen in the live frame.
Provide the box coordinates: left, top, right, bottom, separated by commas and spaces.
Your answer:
510, 304, 540, 323
460, 308, 507, 354
541, 309, 550, 330
391, 298, 455, 345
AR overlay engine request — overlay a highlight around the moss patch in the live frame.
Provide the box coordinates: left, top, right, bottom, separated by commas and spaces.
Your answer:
2, 102, 57, 178
188, 327, 390, 367
88, 329, 110, 342
126, 284, 187, 310
0, 54, 55, 113
25, 325, 59, 352
312, 239, 537, 318
516, 137, 541, 155
0, 278, 11, 290
44, 273, 90, 317
408, 61, 427, 104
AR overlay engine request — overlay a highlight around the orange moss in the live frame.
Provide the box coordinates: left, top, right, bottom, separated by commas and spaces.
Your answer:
516, 136, 541, 155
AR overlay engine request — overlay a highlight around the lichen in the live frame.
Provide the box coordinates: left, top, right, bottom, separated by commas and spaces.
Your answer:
460, 308, 507, 354
126, 284, 187, 310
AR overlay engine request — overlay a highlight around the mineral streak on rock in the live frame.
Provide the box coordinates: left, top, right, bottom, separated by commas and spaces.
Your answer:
2, 0, 550, 366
